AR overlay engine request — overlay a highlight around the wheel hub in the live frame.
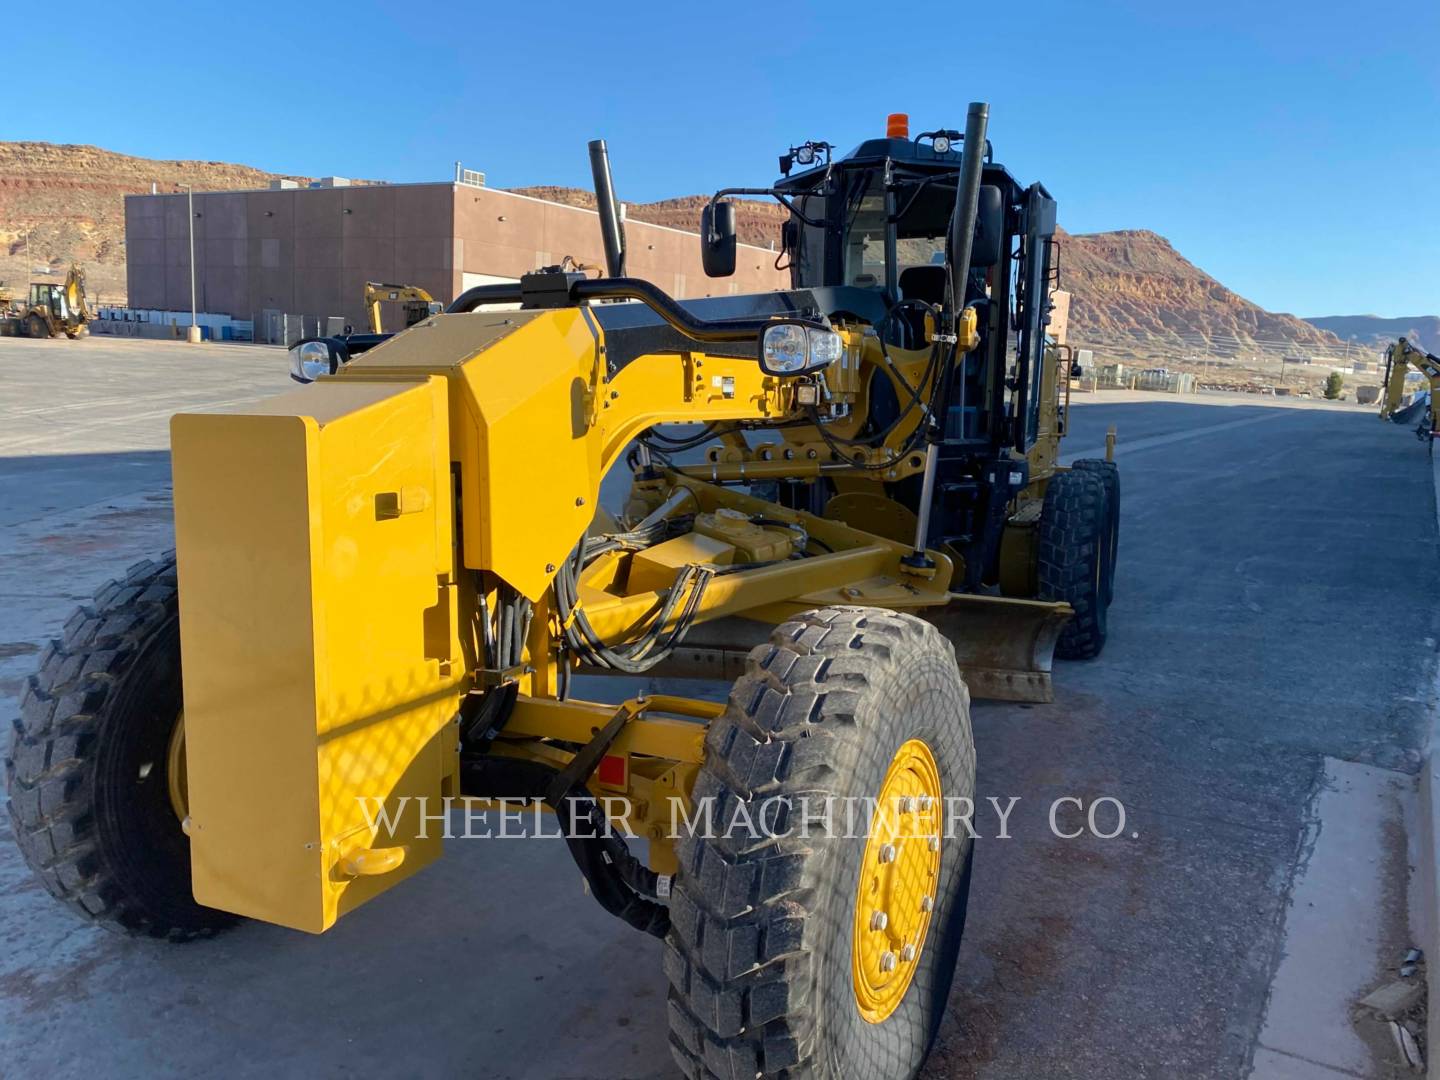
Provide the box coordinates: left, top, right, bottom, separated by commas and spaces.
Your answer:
852, 738, 942, 1024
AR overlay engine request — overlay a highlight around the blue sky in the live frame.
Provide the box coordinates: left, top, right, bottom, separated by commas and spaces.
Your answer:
7, 0, 1435, 317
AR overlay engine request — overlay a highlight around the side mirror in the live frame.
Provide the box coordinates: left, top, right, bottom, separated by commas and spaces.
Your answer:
758, 320, 842, 377
780, 219, 798, 258
970, 185, 1004, 268
288, 337, 347, 384
701, 201, 737, 278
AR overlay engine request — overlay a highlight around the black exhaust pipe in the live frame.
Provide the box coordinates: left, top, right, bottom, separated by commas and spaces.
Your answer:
587, 139, 626, 278
946, 102, 990, 312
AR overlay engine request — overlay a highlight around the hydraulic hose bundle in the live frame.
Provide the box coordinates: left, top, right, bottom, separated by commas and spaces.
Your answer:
461, 566, 671, 938
804, 298, 952, 471
553, 530, 716, 676
461, 581, 531, 751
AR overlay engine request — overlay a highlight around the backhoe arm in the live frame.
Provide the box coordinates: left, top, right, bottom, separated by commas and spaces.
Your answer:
1380, 338, 1440, 420
363, 281, 440, 334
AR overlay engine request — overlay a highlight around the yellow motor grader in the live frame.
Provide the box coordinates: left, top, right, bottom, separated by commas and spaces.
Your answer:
6, 104, 1119, 1079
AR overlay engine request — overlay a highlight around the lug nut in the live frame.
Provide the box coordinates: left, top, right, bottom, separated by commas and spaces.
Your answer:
928, 836, 940, 852
902, 944, 917, 962
898, 796, 916, 814
878, 844, 897, 864
920, 895, 934, 913
918, 795, 934, 812
870, 911, 888, 931
880, 952, 897, 973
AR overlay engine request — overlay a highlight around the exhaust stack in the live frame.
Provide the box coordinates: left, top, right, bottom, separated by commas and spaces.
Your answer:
587, 139, 626, 278
946, 102, 990, 311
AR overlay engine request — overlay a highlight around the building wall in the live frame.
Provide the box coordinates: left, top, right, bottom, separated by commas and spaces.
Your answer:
450, 187, 784, 303
126, 183, 786, 332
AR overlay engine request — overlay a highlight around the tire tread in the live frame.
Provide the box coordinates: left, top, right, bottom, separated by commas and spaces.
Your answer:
665, 607, 970, 1079
1039, 470, 1110, 659
3, 551, 232, 941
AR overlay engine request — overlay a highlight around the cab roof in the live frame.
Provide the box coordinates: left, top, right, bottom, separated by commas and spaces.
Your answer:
776, 135, 1022, 194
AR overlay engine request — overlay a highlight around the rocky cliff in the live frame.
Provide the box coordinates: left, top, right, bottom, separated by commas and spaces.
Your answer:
0, 142, 313, 300
1056, 227, 1344, 354
1303, 314, 1440, 355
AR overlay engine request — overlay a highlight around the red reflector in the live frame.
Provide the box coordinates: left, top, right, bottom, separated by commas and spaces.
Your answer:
886, 113, 909, 139
597, 754, 628, 787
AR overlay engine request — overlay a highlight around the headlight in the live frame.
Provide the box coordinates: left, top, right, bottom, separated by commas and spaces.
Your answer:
759, 321, 843, 376
933, 135, 952, 154
288, 339, 339, 384
808, 327, 843, 367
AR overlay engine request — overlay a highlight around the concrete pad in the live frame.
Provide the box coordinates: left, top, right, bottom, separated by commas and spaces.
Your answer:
1063, 411, 1278, 462
1249, 758, 1415, 1078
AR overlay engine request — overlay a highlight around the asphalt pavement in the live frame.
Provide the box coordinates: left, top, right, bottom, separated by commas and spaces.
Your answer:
0, 336, 1433, 1079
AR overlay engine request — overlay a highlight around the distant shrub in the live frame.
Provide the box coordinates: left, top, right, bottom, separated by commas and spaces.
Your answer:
1324, 372, 1344, 400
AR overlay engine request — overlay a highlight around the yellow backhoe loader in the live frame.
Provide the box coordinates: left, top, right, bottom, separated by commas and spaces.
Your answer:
3, 264, 92, 338
6, 105, 1120, 1079
1379, 337, 1440, 445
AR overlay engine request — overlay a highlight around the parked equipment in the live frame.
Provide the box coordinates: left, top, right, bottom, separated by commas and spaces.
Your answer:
2, 264, 92, 338
1379, 337, 1440, 444
363, 281, 441, 334
6, 105, 1120, 1080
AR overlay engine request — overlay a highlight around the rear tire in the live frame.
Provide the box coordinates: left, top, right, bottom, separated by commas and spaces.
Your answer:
24, 313, 47, 339
1072, 459, 1119, 605
5, 554, 239, 940
1040, 470, 1110, 660
665, 607, 976, 1080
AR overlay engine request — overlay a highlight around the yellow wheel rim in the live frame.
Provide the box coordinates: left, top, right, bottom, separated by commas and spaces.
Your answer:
852, 738, 943, 1024
165, 712, 189, 823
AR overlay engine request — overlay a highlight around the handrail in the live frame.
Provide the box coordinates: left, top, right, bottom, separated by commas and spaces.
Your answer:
448, 275, 816, 345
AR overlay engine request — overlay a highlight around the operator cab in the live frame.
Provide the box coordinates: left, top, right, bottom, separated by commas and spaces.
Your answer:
713, 114, 1059, 457
30, 283, 69, 319
698, 112, 1063, 589
775, 135, 981, 304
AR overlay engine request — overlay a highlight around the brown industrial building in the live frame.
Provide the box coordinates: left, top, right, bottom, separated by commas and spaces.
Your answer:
123, 178, 786, 337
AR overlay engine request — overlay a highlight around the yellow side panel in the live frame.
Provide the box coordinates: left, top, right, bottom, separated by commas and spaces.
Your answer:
457, 309, 602, 601
171, 375, 462, 934
344, 309, 781, 603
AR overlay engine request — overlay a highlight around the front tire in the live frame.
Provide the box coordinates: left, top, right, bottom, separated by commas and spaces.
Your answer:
1040, 469, 1111, 659
24, 313, 47, 339
5, 554, 238, 940
665, 607, 976, 1080
1072, 459, 1120, 605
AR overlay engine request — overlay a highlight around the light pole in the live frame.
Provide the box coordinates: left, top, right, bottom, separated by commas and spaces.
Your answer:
180, 183, 199, 343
